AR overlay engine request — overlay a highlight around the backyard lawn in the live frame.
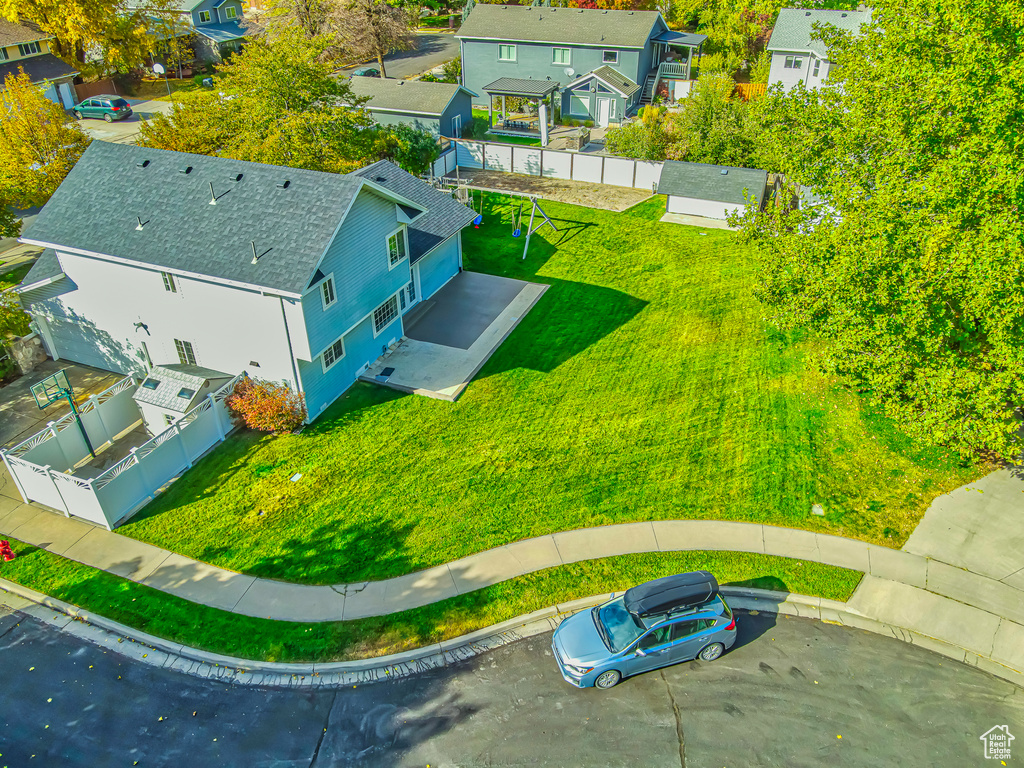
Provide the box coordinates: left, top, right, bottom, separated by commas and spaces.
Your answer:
121, 195, 982, 585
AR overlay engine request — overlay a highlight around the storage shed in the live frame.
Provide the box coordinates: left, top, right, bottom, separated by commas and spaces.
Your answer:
348, 77, 477, 138
132, 364, 233, 433
657, 160, 768, 220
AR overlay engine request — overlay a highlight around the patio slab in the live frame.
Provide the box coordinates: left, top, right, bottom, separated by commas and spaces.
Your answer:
361, 271, 547, 401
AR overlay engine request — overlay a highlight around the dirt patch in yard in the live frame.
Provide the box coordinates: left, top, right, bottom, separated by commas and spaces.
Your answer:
444, 168, 653, 211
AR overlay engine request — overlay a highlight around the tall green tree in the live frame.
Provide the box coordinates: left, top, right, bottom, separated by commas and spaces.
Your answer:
738, 0, 1024, 461
668, 70, 756, 166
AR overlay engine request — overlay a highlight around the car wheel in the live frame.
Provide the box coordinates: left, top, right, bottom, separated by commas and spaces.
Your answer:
74, 110, 83, 120
594, 670, 621, 689
103, 113, 113, 123
698, 642, 725, 662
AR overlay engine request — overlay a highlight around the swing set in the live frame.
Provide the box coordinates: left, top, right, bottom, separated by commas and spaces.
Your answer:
440, 179, 558, 260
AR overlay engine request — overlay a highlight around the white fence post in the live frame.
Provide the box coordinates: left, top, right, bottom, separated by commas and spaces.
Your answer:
48, 421, 72, 470
130, 448, 156, 501
1, 451, 29, 503
175, 424, 193, 469
43, 465, 70, 516
209, 394, 227, 441
88, 394, 113, 445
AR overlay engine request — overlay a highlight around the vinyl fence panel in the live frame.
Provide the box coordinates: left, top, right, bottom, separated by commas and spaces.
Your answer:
512, 147, 542, 176
541, 150, 573, 179
571, 154, 604, 184
484, 143, 513, 172
602, 157, 635, 188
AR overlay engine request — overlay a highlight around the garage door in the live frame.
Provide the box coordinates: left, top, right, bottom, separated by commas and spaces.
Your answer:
36, 314, 134, 374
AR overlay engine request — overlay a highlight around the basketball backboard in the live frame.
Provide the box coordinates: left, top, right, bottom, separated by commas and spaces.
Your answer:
30, 369, 72, 410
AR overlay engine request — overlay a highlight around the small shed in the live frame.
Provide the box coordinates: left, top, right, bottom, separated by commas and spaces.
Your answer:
561, 66, 640, 127
132, 364, 233, 432
657, 161, 768, 220
348, 78, 476, 138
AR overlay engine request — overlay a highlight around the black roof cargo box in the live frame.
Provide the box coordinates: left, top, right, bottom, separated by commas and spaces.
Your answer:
623, 571, 719, 618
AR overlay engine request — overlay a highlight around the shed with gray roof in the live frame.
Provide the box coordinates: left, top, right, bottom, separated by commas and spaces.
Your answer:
348, 77, 475, 138
658, 161, 768, 220
133, 364, 233, 431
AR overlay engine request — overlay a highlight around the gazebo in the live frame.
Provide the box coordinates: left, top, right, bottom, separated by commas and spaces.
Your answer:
481, 78, 559, 142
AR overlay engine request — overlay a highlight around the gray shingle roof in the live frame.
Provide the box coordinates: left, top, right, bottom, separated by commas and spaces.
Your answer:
18, 249, 64, 290
125, 0, 203, 12
457, 5, 661, 49
133, 364, 232, 413
570, 65, 639, 97
349, 77, 469, 116
0, 53, 78, 86
766, 8, 871, 57
23, 142, 366, 296
351, 160, 478, 264
193, 20, 250, 42
482, 77, 559, 97
0, 19, 49, 47
658, 161, 768, 206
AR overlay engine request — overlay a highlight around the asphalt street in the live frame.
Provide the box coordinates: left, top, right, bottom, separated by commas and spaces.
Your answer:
0, 605, 1020, 767
338, 32, 460, 80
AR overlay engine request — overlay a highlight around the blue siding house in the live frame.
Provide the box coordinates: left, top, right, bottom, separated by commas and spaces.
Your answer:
16, 143, 477, 421
128, 0, 250, 62
348, 77, 476, 138
457, 5, 706, 132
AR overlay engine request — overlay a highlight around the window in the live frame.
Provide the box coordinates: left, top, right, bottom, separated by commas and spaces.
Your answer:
224, 5, 237, 18
386, 227, 407, 269
608, 99, 617, 120
498, 44, 516, 62
552, 47, 570, 65
161, 272, 177, 293
602, 50, 618, 64
406, 279, 416, 304
163, 414, 175, 427
812, 58, 820, 77
638, 625, 672, 650
670, 619, 712, 640
784, 55, 803, 69
373, 295, 399, 335
320, 276, 336, 309
177, 387, 196, 400
175, 339, 197, 366
322, 338, 344, 371
142, 378, 161, 390
0, 48, 8, 61
198, 9, 211, 22
18, 41, 41, 56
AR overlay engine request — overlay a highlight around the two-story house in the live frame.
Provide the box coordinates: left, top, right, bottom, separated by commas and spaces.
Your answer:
0, 20, 79, 109
16, 142, 477, 420
766, 8, 871, 92
457, 5, 706, 133
129, 0, 250, 63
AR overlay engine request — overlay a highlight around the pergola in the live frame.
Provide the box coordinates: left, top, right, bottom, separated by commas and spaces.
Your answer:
482, 78, 559, 138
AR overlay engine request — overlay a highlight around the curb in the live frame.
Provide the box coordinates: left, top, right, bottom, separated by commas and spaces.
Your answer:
2, 579, 1021, 689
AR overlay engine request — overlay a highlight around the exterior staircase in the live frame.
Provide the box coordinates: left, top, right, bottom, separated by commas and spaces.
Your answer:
639, 73, 657, 106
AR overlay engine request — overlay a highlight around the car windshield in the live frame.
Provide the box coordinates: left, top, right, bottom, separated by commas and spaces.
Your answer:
594, 597, 644, 653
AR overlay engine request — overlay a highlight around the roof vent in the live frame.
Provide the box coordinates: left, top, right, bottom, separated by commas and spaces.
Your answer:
805, 10, 811, 15
276, 180, 290, 189
720, 169, 729, 175
374, 176, 387, 183
627, 10, 633, 13
136, 159, 150, 168
179, 165, 192, 174
396, 80, 404, 85
230, 173, 243, 182
841, 11, 847, 16
602, 9, 607, 12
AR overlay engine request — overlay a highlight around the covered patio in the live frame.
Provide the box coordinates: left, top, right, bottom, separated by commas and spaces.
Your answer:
481, 78, 559, 144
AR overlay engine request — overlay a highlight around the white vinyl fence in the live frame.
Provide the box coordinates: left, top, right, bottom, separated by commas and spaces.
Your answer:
1, 373, 241, 529
431, 140, 663, 191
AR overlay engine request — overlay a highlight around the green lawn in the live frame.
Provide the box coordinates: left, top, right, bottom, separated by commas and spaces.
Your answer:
0, 262, 31, 290
120, 196, 981, 585
0, 537, 862, 662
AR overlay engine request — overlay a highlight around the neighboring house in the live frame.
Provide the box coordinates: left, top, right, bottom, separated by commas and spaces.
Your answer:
0, 20, 78, 109
658, 160, 768, 220
348, 77, 476, 139
456, 5, 706, 128
766, 8, 871, 92
126, 0, 250, 63
17, 142, 477, 420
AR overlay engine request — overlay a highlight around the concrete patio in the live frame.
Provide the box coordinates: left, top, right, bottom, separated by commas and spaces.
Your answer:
361, 271, 547, 401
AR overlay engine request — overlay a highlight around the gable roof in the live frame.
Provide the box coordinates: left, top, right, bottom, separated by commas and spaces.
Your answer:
567, 65, 639, 97
348, 77, 473, 117
766, 8, 871, 57
350, 160, 478, 264
658, 161, 768, 206
18, 249, 64, 291
0, 53, 78, 87
125, 0, 203, 12
457, 4, 662, 49
0, 19, 49, 47
134, 364, 232, 413
21, 142, 421, 297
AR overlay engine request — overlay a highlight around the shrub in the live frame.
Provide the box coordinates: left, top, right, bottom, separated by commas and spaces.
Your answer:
226, 376, 307, 433
584, 119, 594, 128
440, 56, 461, 84
193, 74, 205, 87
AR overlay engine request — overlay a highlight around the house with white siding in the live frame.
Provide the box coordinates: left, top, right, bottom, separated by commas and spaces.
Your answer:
16, 142, 477, 421
766, 8, 871, 92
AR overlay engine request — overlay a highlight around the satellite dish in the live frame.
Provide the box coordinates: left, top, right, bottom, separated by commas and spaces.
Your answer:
563, 67, 575, 78
152, 63, 166, 75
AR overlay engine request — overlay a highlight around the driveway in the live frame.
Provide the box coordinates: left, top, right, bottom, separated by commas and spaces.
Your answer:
1, 607, 1020, 767
74, 97, 175, 144
338, 32, 460, 80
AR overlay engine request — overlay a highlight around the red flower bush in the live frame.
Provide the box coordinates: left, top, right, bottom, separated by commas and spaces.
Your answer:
225, 377, 307, 434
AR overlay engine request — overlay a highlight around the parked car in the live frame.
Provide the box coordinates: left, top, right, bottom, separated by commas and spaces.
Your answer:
351, 67, 381, 78
551, 571, 736, 689
72, 96, 133, 123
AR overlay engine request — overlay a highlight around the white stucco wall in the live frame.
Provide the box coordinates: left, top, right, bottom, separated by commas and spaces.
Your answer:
29, 252, 303, 390
666, 196, 746, 220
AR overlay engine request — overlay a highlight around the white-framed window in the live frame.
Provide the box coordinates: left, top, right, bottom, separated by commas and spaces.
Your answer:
225, 5, 237, 18
0, 48, 9, 62
784, 55, 803, 69
812, 58, 820, 77
174, 339, 197, 366
608, 99, 617, 119
373, 295, 399, 336
163, 414, 175, 427
320, 275, 336, 309
161, 271, 177, 293
498, 44, 516, 62
321, 337, 345, 371
18, 42, 41, 56
406, 279, 416, 304
386, 226, 407, 269
198, 9, 211, 22
603, 50, 617, 64
451, 113, 462, 138
552, 47, 570, 65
